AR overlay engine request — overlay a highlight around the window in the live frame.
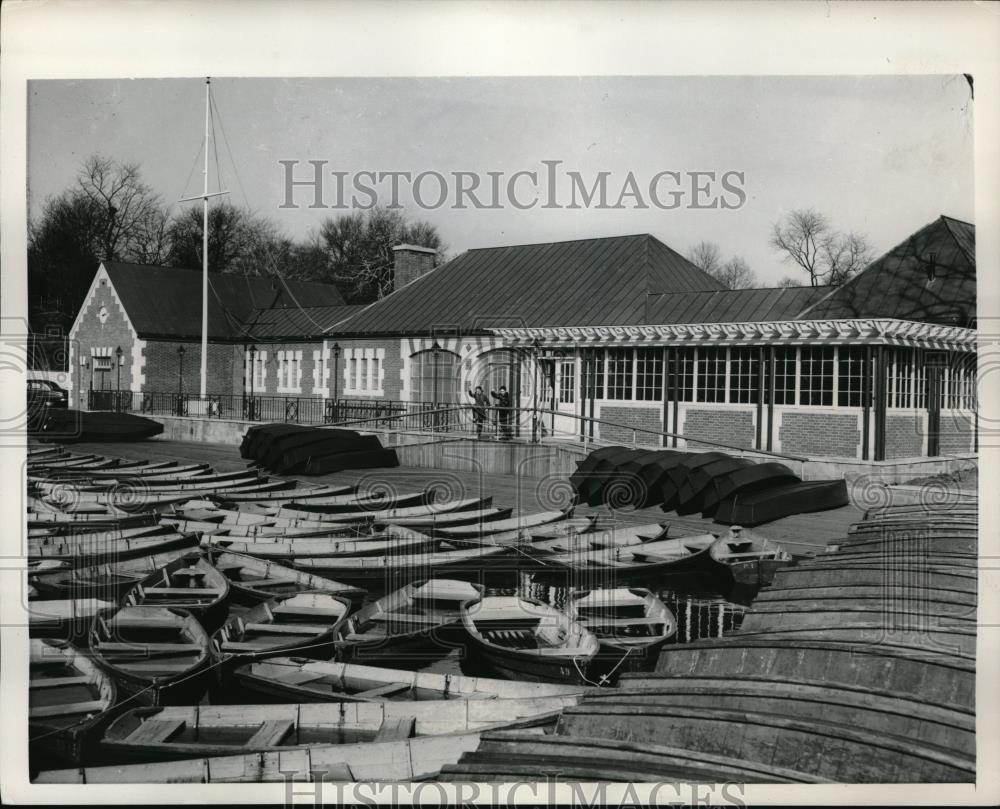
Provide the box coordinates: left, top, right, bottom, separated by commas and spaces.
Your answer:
888, 349, 913, 409
92, 356, 113, 372
635, 348, 663, 401
675, 349, 695, 402
359, 358, 369, 391
606, 348, 634, 400
410, 349, 460, 404
697, 347, 726, 403
773, 347, 796, 405
837, 347, 866, 407
558, 360, 575, 404
581, 351, 605, 399
276, 349, 303, 393
800, 347, 833, 406
245, 350, 267, 391
729, 347, 760, 404
343, 347, 385, 395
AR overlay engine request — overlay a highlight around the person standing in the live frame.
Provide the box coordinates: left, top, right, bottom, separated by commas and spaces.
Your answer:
467, 385, 490, 439
490, 385, 512, 440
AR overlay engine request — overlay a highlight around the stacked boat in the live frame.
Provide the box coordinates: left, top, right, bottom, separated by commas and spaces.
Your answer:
569, 445, 849, 525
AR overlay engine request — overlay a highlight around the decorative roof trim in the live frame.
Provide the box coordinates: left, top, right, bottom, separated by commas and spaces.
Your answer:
493, 318, 977, 352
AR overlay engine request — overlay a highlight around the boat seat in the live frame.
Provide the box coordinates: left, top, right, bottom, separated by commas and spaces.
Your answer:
29, 675, 93, 689
245, 719, 294, 748
244, 622, 330, 635
96, 642, 203, 653
352, 682, 411, 700
30, 699, 105, 718
249, 577, 299, 587
144, 587, 225, 596
221, 641, 281, 652
373, 717, 415, 742
582, 617, 664, 627
272, 605, 339, 618
126, 718, 186, 744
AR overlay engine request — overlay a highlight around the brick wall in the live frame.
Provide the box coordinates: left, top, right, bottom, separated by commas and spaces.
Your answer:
778, 411, 861, 459
884, 413, 925, 459
683, 407, 755, 450
69, 275, 136, 406
332, 338, 404, 401
938, 411, 975, 455
598, 404, 663, 445
144, 340, 241, 396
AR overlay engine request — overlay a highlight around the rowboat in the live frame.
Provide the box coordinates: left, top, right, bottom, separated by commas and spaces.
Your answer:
28, 523, 167, 548
29, 547, 201, 602
374, 506, 513, 531
674, 456, 753, 515
214, 483, 356, 504
714, 479, 849, 526
700, 462, 800, 518
431, 509, 570, 542
75, 470, 260, 490
596, 450, 668, 509
28, 532, 199, 566
36, 728, 491, 782
265, 436, 389, 475
278, 490, 433, 514
338, 579, 485, 667
67, 479, 291, 505
173, 504, 350, 532
30, 638, 117, 766
275, 497, 498, 526
709, 527, 792, 592
291, 543, 513, 588
582, 449, 654, 506
26, 510, 161, 529
42, 461, 206, 479
461, 596, 600, 684
90, 606, 214, 706
121, 552, 230, 630
301, 447, 400, 475
204, 532, 438, 560
529, 522, 670, 555
568, 587, 676, 681
660, 452, 730, 512
97, 695, 578, 762
41, 409, 164, 443
29, 598, 117, 642
207, 549, 366, 607
231, 657, 590, 703
212, 593, 353, 662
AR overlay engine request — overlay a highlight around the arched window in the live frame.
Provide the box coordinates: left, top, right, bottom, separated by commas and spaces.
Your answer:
409, 349, 461, 404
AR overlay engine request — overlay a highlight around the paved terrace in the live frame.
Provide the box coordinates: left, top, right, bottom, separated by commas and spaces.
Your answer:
67, 438, 866, 558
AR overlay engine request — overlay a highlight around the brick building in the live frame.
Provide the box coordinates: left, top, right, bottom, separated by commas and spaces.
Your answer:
70, 218, 977, 461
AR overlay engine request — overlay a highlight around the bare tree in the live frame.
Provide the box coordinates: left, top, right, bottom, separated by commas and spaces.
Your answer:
777, 276, 803, 288
316, 207, 446, 303
687, 241, 723, 276
716, 256, 757, 290
166, 203, 283, 276
770, 208, 875, 287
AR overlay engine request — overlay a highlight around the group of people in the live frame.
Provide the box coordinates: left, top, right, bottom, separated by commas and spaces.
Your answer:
466, 385, 513, 440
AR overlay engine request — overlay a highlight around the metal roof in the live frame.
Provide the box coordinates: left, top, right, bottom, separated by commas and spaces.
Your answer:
797, 216, 976, 328
103, 263, 346, 340
332, 234, 725, 336
242, 304, 367, 340
645, 285, 827, 324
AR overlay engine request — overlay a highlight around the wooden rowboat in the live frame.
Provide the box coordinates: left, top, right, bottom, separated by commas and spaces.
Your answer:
204, 532, 437, 560
274, 497, 498, 526
231, 656, 590, 703
207, 549, 366, 607
279, 490, 433, 514
213, 483, 356, 504
29, 598, 117, 642
338, 579, 484, 667
568, 587, 676, 681
432, 509, 571, 542
30, 638, 117, 766
212, 593, 352, 662
28, 532, 200, 568
461, 596, 600, 685
121, 551, 230, 631
90, 606, 214, 706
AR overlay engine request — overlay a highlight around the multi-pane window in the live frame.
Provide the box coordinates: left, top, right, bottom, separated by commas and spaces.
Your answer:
729, 347, 760, 404
676, 349, 695, 402
410, 349, 460, 404
799, 347, 834, 406
581, 351, 605, 399
606, 348, 633, 400
773, 347, 797, 405
635, 348, 663, 401
558, 360, 575, 404
913, 356, 927, 409
888, 349, 914, 408
837, 347, 866, 407
943, 355, 977, 410
697, 347, 726, 403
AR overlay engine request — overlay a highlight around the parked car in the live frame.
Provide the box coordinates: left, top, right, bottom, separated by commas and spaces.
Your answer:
28, 379, 69, 409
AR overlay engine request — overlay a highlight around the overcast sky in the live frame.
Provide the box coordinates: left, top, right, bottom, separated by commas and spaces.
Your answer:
27, 75, 973, 286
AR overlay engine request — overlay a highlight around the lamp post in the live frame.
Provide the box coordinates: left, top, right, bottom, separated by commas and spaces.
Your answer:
247, 344, 258, 420
177, 345, 186, 416
531, 338, 541, 443
431, 340, 441, 431
115, 346, 124, 412
331, 342, 341, 422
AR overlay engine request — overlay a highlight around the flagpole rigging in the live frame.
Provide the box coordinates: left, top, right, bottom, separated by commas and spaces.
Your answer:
200, 76, 210, 400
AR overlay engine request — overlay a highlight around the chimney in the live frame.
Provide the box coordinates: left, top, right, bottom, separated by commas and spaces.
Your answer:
392, 244, 437, 291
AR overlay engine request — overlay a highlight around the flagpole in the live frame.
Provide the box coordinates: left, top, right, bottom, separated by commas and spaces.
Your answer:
200, 76, 210, 400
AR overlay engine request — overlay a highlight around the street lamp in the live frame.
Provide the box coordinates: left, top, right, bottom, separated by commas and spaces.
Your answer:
247, 344, 258, 420
115, 346, 124, 412
431, 340, 441, 431
331, 343, 341, 422
177, 345, 186, 416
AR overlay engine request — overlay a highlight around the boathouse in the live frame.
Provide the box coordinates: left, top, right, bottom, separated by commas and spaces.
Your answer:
69, 215, 977, 462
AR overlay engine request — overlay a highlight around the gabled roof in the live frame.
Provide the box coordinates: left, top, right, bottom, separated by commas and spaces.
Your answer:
242, 304, 367, 340
332, 234, 724, 336
645, 285, 828, 324
797, 216, 976, 327
102, 263, 346, 340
